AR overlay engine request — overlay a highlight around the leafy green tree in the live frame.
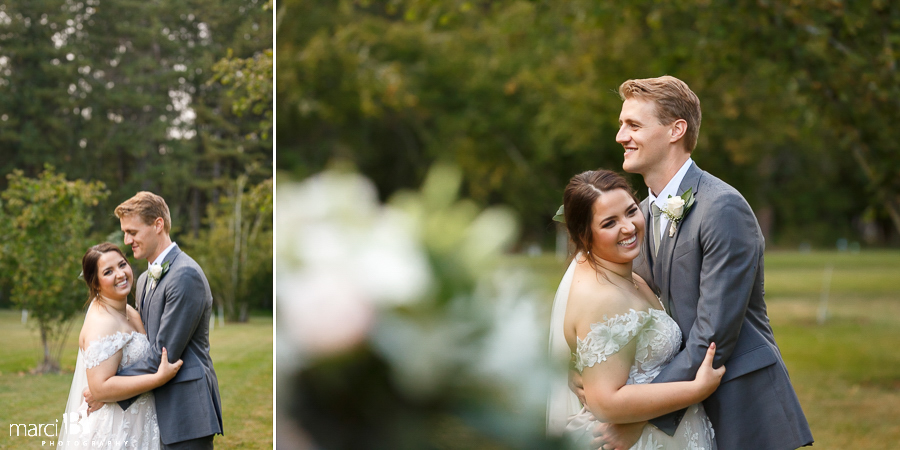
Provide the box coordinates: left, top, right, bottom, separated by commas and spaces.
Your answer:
0, 166, 109, 373
0, 0, 273, 241
278, 0, 900, 246
188, 175, 272, 322
209, 0, 274, 140
183, 0, 273, 236
0, 1, 81, 176
748, 1, 900, 238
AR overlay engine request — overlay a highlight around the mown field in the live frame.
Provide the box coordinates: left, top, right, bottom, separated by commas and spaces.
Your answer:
0, 310, 273, 449
507, 250, 900, 449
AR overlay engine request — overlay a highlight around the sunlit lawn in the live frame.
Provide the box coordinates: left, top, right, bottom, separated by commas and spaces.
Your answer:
506, 249, 900, 449
0, 309, 273, 449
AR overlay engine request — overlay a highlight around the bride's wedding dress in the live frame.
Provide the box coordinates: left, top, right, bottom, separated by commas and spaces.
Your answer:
58, 327, 160, 449
547, 258, 716, 450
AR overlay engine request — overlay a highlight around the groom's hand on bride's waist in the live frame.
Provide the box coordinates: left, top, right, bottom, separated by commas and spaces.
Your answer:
569, 367, 587, 406
591, 421, 645, 450
82, 387, 105, 416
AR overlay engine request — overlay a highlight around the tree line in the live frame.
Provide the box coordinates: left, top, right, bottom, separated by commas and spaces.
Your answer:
0, 0, 272, 372
277, 0, 900, 248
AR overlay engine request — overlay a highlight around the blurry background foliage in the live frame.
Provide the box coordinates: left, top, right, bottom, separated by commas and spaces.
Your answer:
277, 0, 900, 249
0, 0, 273, 372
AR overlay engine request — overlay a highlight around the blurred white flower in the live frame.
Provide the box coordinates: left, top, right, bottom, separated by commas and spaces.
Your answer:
278, 271, 374, 361
476, 270, 550, 410
352, 207, 431, 306
460, 206, 519, 276
280, 166, 553, 447
277, 171, 379, 268
277, 171, 433, 365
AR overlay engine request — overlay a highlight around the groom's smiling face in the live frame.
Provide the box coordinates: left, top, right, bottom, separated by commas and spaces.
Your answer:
617, 98, 676, 178
120, 214, 164, 261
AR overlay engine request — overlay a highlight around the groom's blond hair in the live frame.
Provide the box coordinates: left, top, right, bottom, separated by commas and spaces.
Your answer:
115, 191, 172, 234
619, 75, 702, 152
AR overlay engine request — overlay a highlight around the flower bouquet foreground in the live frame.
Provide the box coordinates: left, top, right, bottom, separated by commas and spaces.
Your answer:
277, 164, 564, 449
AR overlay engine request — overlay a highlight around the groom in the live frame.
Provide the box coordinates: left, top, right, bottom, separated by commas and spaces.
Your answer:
580, 76, 813, 450
87, 192, 223, 448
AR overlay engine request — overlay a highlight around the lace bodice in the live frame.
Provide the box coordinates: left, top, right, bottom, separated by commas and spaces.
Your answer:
575, 308, 682, 384
569, 309, 716, 449
61, 330, 159, 449
83, 331, 151, 369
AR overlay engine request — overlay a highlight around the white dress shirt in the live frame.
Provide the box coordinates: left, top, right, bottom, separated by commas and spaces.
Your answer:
146, 242, 177, 294
151, 242, 177, 266
648, 158, 694, 243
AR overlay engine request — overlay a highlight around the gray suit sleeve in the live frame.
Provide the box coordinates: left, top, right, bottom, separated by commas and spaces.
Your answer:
649, 195, 761, 432
116, 266, 206, 408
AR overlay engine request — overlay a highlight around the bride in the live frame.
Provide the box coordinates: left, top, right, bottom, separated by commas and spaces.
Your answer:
58, 243, 182, 449
547, 170, 724, 449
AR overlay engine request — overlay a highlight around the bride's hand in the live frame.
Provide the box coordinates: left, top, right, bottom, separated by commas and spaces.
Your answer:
693, 342, 726, 398
156, 348, 183, 382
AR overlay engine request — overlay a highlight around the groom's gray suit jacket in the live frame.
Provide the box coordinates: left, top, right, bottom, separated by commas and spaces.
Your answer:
633, 163, 812, 449
117, 245, 224, 446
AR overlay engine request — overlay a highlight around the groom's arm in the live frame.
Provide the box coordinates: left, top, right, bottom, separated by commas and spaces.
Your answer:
648, 194, 761, 434
116, 267, 207, 408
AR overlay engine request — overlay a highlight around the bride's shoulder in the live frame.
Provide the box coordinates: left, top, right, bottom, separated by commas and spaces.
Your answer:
79, 306, 125, 351
568, 276, 634, 328
570, 266, 628, 305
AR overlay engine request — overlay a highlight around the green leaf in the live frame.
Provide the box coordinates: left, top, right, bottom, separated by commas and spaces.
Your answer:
681, 188, 695, 209
552, 204, 565, 224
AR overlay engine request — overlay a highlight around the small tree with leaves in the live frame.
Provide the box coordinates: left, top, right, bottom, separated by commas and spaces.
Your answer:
0, 166, 109, 373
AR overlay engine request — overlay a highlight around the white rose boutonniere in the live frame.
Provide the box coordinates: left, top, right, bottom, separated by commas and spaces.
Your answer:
666, 196, 685, 218
662, 188, 696, 237
149, 264, 163, 280
148, 261, 171, 288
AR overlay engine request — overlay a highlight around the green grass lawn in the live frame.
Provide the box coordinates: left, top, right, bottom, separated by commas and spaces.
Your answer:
507, 250, 900, 449
0, 309, 273, 449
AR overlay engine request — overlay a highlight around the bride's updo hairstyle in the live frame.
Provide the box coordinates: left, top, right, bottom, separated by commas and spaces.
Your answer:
563, 170, 639, 272
82, 243, 130, 306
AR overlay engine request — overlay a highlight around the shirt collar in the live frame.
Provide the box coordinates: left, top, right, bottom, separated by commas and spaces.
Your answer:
151, 242, 177, 266
649, 158, 693, 206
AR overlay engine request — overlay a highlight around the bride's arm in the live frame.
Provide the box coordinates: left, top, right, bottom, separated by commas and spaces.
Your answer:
581, 339, 721, 424
566, 284, 724, 425
86, 347, 183, 402
81, 315, 182, 403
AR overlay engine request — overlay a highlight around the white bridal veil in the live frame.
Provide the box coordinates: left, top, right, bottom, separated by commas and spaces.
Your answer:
546, 255, 583, 435
57, 304, 92, 448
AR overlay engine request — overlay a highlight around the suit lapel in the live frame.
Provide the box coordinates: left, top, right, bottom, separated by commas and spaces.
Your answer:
141, 244, 183, 320
636, 198, 659, 293
658, 163, 703, 319
650, 193, 665, 295
641, 198, 653, 267
137, 273, 149, 323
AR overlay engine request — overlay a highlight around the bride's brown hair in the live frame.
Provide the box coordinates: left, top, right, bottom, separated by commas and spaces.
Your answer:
81, 243, 130, 307
563, 169, 640, 274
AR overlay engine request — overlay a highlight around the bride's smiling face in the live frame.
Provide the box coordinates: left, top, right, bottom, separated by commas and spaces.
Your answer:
95, 251, 134, 301
589, 188, 645, 264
